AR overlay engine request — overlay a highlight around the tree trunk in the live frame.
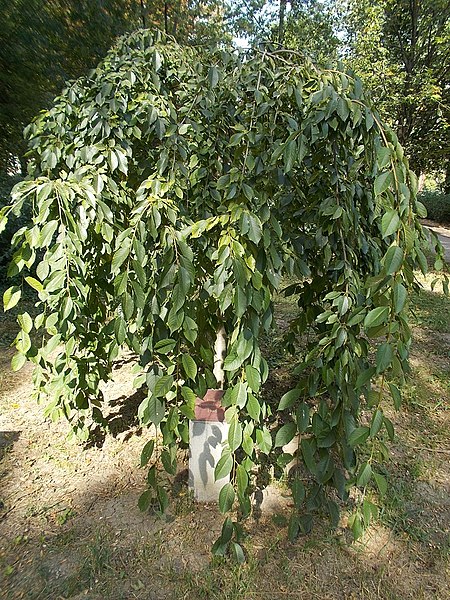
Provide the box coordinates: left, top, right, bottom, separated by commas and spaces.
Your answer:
164, 1, 169, 35
140, 0, 146, 28
213, 326, 226, 389
418, 172, 426, 192
444, 164, 450, 195
278, 0, 287, 44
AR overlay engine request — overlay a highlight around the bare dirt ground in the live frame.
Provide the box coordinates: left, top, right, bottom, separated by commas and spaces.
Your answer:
0, 276, 449, 599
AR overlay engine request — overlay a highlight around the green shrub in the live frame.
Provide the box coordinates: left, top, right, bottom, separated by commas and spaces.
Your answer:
0, 173, 27, 284
418, 191, 450, 223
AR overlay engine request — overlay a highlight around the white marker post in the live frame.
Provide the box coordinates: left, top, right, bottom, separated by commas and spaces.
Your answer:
188, 390, 230, 502
189, 325, 229, 502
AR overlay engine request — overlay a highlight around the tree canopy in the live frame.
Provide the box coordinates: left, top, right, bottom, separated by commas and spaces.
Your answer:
1, 28, 446, 550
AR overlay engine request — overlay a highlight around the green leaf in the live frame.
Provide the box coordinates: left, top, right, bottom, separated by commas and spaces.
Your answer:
247, 214, 262, 244
349, 512, 363, 540
208, 66, 219, 88
114, 316, 126, 345
3, 286, 21, 311
153, 51, 162, 72
181, 354, 197, 380
157, 486, 169, 512
376, 147, 391, 169
383, 416, 395, 440
148, 396, 165, 426
288, 514, 300, 542
278, 388, 301, 410
228, 418, 242, 452
108, 149, 118, 171
11, 352, 26, 372
364, 306, 389, 329
167, 307, 184, 332
234, 287, 247, 318
348, 426, 370, 447
219, 482, 235, 513
242, 431, 254, 456
230, 542, 245, 564
274, 422, 297, 448
229, 132, 245, 146
370, 409, 384, 437
18, 312, 33, 334
301, 438, 316, 475
220, 517, 234, 544
393, 282, 407, 314
373, 472, 387, 495
357, 462, 372, 487
140, 440, 155, 467
154, 375, 173, 397
291, 478, 305, 509
388, 383, 402, 410
111, 238, 131, 272
374, 171, 392, 195
215, 452, 233, 481
138, 489, 152, 512
236, 464, 248, 496
296, 402, 309, 433
383, 246, 403, 275
355, 367, 376, 389
154, 338, 176, 354
256, 427, 272, 454
283, 139, 297, 173
245, 365, 260, 393
223, 353, 242, 372
39, 220, 58, 247
231, 382, 247, 408
246, 393, 260, 421
376, 342, 393, 373
242, 183, 253, 201
381, 210, 400, 238
161, 449, 177, 475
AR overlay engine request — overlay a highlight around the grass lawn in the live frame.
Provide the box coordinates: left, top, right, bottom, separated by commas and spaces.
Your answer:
0, 273, 449, 600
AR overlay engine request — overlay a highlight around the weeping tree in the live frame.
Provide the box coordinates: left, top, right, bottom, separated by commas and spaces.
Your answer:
1, 29, 446, 553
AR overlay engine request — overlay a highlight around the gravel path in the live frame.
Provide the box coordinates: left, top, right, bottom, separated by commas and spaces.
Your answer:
422, 220, 450, 261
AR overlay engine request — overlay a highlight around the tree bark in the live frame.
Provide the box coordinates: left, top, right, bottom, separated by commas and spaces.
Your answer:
418, 172, 426, 192
213, 326, 226, 389
444, 163, 450, 195
140, 0, 146, 28
278, 0, 287, 44
164, 1, 169, 35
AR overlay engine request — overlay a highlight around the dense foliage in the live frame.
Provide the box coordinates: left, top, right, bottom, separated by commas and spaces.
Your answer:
341, 0, 450, 177
0, 173, 28, 282
418, 192, 450, 224
1, 29, 446, 552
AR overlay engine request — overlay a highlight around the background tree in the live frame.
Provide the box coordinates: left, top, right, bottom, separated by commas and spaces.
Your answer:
140, 0, 230, 43
278, 0, 339, 65
341, 0, 450, 179
228, 0, 339, 66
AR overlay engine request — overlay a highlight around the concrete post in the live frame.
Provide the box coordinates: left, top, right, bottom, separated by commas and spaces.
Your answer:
188, 389, 230, 502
